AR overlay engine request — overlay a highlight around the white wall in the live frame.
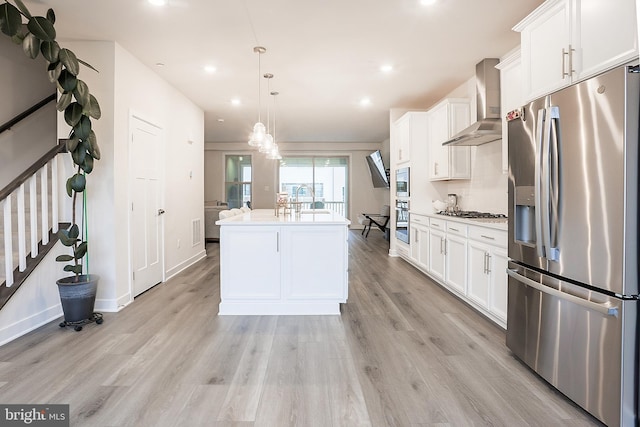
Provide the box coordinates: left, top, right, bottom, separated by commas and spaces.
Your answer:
204, 141, 390, 225
54, 41, 205, 309
0, 36, 57, 189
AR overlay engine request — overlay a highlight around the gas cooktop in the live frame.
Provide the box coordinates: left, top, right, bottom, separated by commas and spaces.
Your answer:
437, 210, 508, 219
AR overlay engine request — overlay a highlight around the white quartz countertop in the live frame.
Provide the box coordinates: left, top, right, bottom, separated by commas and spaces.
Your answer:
216, 209, 351, 226
410, 211, 508, 231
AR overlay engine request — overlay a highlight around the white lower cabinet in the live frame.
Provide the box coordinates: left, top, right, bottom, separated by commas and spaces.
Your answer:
467, 227, 508, 327
410, 223, 429, 270
428, 227, 446, 282
445, 233, 467, 296
405, 214, 508, 328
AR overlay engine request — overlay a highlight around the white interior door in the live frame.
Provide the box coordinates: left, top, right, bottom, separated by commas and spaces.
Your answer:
130, 116, 164, 297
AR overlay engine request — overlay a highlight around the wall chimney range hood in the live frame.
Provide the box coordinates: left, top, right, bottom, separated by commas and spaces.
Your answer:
443, 58, 501, 146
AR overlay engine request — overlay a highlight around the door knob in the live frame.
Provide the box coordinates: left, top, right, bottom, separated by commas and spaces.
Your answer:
158, 209, 165, 215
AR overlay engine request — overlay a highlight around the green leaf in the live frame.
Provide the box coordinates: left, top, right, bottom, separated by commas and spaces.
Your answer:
13, 0, 32, 18
56, 91, 72, 112
68, 224, 79, 239
64, 102, 83, 126
77, 58, 99, 73
22, 32, 40, 59
73, 80, 90, 107
73, 115, 91, 140
48, 61, 62, 83
87, 131, 100, 160
55, 255, 74, 262
0, 3, 22, 37
57, 229, 78, 247
46, 8, 55, 24
87, 95, 101, 119
81, 155, 94, 173
65, 176, 73, 197
69, 173, 86, 193
58, 69, 77, 92
59, 48, 80, 76
63, 265, 83, 274
74, 242, 88, 259
11, 33, 24, 44
72, 146, 87, 168
27, 16, 55, 41
65, 136, 80, 152
40, 40, 59, 62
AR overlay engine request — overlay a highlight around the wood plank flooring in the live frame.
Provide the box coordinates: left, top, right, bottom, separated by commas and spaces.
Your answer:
0, 230, 603, 426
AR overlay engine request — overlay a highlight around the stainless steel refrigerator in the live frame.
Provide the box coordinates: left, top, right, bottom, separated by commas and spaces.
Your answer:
507, 63, 639, 427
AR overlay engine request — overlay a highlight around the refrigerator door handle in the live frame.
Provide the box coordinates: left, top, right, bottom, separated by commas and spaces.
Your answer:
547, 106, 561, 261
507, 269, 618, 316
534, 108, 546, 258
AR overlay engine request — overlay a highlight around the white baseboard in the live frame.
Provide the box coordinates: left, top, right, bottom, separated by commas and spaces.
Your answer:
94, 298, 120, 312
0, 304, 62, 347
165, 250, 206, 281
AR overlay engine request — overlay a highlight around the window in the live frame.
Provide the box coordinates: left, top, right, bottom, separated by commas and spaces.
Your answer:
279, 157, 348, 216
225, 155, 251, 208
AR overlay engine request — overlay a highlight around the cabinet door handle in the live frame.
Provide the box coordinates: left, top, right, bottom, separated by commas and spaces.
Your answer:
486, 254, 492, 274
434, 162, 438, 176
483, 252, 488, 274
415, 230, 419, 243
480, 234, 495, 240
276, 231, 280, 252
562, 44, 575, 78
449, 227, 459, 232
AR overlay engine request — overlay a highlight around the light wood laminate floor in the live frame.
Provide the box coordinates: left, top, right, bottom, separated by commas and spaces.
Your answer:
0, 230, 603, 426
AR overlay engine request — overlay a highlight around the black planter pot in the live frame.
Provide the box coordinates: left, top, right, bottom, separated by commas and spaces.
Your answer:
56, 274, 99, 323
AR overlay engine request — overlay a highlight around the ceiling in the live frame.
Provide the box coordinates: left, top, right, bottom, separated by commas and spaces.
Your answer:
24, 0, 543, 144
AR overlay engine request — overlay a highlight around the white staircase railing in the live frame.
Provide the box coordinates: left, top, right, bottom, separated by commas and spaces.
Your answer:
0, 144, 65, 287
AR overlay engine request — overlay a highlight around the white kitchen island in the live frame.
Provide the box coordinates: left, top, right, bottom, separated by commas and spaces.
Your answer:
215, 209, 350, 315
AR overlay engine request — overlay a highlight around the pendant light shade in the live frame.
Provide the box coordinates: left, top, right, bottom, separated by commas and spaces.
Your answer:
248, 46, 267, 147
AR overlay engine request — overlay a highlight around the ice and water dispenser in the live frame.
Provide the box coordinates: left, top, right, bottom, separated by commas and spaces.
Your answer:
514, 186, 536, 246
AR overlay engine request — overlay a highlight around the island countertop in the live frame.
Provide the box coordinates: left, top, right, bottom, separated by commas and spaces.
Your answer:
216, 209, 351, 226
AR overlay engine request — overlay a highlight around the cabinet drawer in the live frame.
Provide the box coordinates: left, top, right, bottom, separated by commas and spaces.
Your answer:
411, 214, 429, 225
468, 226, 507, 248
429, 217, 446, 229
446, 222, 467, 237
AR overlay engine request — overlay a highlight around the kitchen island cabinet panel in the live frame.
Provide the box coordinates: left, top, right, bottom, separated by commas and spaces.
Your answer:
281, 226, 348, 301
219, 226, 281, 300
217, 210, 350, 315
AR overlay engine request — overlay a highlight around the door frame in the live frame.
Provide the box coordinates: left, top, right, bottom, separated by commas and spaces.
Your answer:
127, 111, 166, 301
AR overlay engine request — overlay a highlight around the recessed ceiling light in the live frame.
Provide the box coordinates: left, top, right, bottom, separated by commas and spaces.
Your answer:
231, 99, 241, 106
155, 62, 165, 67
204, 65, 217, 74
380, 64, 393, 73
217, 118, 225, 123
420, 0, 437, 5
148, 0, 168, 6
360, 97, 372, 106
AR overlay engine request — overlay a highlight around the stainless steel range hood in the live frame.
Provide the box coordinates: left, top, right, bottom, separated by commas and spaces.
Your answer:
443, 58, 501, 146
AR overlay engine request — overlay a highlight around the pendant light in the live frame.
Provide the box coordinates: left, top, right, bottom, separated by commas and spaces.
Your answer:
259, 73, 275, 153
266, 90, 282, 160
248, 46, 267, 147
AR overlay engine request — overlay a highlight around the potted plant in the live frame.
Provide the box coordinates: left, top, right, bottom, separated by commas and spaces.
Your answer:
1, 0, 102, 330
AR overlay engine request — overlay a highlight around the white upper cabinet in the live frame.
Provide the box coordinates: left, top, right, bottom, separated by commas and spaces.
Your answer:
393, 111, 429, 167
516, 0, 638, 102
427, 98, 471, 181
496, 49, 523, 174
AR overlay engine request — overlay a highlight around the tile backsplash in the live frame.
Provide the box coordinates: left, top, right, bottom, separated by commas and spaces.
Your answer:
445, 141, 508, 214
